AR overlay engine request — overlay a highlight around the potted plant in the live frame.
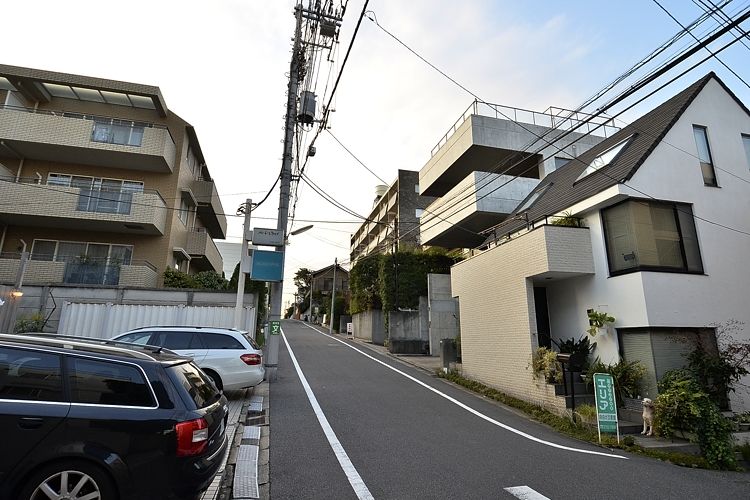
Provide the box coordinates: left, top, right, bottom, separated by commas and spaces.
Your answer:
587, 309, 615, 336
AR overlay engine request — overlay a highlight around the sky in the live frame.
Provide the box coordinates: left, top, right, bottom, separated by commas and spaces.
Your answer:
3, 0, 749, 307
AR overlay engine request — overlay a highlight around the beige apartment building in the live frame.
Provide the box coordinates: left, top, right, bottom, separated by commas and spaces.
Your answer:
0, 64, 226, 288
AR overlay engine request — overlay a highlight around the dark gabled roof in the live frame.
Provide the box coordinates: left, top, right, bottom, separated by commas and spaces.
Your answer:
312, 263, 349, 277
481, 72, 723, 245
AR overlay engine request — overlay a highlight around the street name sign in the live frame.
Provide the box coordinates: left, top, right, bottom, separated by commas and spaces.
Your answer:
593, 372, 620, 443
249, 227, 284, 247
270, 320, 281, 336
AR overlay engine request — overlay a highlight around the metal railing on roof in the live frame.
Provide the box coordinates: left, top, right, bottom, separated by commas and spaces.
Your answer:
430, 100, 621, 158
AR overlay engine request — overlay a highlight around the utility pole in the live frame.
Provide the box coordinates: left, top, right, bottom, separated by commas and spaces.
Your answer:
234, 199, 252, 331
329, 258, 337, 335
309, 274, 314, 321
265, 2, 343, 381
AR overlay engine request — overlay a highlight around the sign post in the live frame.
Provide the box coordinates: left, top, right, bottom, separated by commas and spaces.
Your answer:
270, 320, 281, 336
593, 372, 620, 444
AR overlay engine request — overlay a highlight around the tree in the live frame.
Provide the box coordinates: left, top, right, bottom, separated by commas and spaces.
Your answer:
228, 262, 269, 328
294, 267, 313, 300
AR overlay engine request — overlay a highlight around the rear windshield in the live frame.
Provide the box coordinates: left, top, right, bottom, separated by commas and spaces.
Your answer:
167, 362, 219, 409
242, 334, 260, 350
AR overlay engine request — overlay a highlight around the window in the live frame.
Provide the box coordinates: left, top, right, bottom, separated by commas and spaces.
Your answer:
167, 363, 218, 409
30, 240, 57, 261
742, 134, 750, 170
151, 332, 203, 351
178, 198, 190, 225
91, 119, 145, 147
414, 184, 419, 194
323, 278, 333, 291
602, 199, 703, 275
30, 239, 133, 285
693, 126, 717, 186
516, 184, 550, 213
115, 332, 154, 345
576, 135, 634, 181
201, 334, 244, 350
415, 208, 424, 219
0, 347, 64, 402
48, 173, 143, 215
69, 358, 154, 407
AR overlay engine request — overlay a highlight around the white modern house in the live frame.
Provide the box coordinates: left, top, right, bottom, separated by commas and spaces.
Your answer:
451, 73, 750, 413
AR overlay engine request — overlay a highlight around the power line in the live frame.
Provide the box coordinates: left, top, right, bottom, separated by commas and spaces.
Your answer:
652, 0, 750, 90
326, 129, 389, 184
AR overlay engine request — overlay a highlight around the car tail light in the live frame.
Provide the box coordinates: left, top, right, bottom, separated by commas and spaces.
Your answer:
175, 418, 209, 457
241, 353, 262, 365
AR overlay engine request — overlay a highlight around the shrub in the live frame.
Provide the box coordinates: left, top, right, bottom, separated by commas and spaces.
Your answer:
575, 403, 597, 424
586, 358, 646, 407
587, 310, 615, 336
654, 370, 736, 469
532, 347, 562, 384
15, 312, 47, 333
192, 271, 227, 290
163, 268, 196, 288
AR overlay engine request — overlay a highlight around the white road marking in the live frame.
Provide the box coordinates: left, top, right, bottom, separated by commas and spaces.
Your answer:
298, 322, 626, 460
280, 329, 375, 500
504, 485, 551, 500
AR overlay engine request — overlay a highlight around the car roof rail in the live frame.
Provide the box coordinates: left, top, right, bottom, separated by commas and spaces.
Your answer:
0, 333, 170, 360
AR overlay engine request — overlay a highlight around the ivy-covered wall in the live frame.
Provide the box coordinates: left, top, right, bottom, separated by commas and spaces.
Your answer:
350, 249, 460, 314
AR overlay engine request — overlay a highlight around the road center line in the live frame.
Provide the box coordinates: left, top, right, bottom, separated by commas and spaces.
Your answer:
504, 485, 552, 500
280, 329, 375, 500
299, 322, 626, 460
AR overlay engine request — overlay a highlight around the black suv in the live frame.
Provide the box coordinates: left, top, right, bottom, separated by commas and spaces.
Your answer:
0, 333, 229, 500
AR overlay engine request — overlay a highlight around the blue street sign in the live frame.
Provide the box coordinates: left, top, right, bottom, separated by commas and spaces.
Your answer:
250, 250, 284, 282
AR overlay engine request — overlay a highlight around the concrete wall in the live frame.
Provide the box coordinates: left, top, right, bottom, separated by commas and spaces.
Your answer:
427, 273, 460, 356
388, 309, 424, 341
352, 310, 385, 345
0, 285, 21, 333
9, 284, 257, 334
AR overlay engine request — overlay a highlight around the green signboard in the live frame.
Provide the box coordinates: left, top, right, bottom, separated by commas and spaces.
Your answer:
593, 372, 620, 442
270, 320, 281, 336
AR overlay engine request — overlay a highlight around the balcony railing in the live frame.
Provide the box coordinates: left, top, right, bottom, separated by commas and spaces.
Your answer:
0, 105, 176, 172
0, 253, 157, 287
431, 99, 621, 158
0, 177, 168, 235
0, 103, 170, 140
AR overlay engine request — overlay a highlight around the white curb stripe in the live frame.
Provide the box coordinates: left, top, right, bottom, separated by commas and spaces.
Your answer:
280, 329, 375, 500
504, 485, 551, 500
299, 322, 626, 460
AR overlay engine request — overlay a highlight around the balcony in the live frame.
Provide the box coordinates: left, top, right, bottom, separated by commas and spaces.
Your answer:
420, 172, 540, 248
186, 229, 223, 273
0, 105, 176, 172
420, 100, 617, 197
0, 255, 158, 288
192, 179, 227, 239
0, 178, 168, 235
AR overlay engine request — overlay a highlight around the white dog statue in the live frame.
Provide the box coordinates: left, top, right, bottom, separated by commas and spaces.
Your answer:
641, 397, 655, 436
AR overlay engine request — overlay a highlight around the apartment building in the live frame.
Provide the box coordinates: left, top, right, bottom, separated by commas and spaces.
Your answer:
349, 169, 436, 263
0, 64, 226, 288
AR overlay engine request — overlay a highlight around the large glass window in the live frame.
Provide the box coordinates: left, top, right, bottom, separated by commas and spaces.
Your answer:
693, 126, 717, 186
0, 347, 64, 402
602, 199, 703, 275
742, 134, 750, 171
178, 198, 190, 225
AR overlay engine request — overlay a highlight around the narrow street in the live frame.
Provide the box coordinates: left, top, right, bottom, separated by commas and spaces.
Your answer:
270, 320, 750, 500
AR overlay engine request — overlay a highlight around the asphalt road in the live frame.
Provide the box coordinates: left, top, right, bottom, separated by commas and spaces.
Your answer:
269, 320, 750, 500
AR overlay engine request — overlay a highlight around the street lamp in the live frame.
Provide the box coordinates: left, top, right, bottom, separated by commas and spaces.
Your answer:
290, 224, 313, 236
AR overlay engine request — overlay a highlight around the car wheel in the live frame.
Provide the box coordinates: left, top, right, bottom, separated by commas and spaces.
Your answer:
204, 369, 223, 391
20, 460, 117, 500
